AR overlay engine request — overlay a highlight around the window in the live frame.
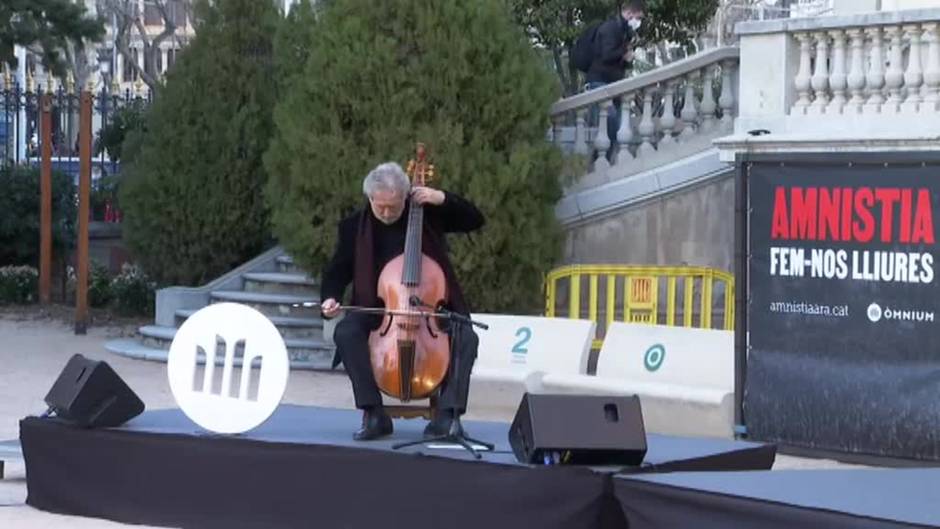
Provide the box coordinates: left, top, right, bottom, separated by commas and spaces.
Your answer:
123, 49, 139, 82
145, 50, 155, 76
169, 0, 188, 27
144, 1, 162, 25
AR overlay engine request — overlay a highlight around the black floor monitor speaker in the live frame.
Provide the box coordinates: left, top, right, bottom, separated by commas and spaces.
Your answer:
509, 393, 647, 466
43, 354, 145, 428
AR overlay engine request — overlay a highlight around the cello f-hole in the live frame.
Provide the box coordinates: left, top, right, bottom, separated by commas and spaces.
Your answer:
423, 315, 439, 339
378, 315, 394, 337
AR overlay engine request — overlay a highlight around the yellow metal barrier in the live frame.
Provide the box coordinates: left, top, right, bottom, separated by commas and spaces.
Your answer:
545, 265, 734, 349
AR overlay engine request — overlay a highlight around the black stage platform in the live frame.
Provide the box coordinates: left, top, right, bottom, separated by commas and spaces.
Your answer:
616, 468, 940, 528
21, 405, 775, 529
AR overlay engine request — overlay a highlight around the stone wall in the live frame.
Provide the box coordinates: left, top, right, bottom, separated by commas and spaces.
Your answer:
561, 172, 736, 272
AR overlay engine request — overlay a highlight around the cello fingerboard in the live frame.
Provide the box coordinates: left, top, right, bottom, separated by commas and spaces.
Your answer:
402, 200, 424, 286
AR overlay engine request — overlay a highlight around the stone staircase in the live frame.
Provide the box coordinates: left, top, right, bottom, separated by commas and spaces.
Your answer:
105, 249, 337, 370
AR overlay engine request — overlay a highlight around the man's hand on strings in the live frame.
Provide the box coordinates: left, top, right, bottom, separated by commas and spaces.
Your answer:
411, 186, 445, 206
321, 298, 341, 318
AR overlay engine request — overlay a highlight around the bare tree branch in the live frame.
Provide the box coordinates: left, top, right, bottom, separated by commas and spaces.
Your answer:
100, 0, 191, 93
551, 47, 572, 97
150, 0, 178, 68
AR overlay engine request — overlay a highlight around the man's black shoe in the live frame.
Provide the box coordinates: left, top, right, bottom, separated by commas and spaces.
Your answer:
424, 410, 462, 438
353, 407, 393, 441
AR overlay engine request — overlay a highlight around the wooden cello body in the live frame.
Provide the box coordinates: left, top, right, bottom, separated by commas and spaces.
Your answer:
368, 144, 450, 401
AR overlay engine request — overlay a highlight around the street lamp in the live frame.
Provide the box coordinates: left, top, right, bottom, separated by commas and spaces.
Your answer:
97, 48, 113, 91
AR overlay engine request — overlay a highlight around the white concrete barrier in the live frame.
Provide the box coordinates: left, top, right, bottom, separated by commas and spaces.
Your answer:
540, 322, 735, 438
468, 314, 595, 412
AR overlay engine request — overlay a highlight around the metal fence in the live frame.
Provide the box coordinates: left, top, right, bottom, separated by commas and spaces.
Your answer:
0, 76, 152, 185
545, 264, 735, 350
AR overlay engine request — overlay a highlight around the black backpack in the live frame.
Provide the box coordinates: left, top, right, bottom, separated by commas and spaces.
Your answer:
571, 21, 601, 73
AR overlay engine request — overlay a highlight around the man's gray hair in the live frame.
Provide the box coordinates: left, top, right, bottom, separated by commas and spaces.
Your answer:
363, 162, 411, 197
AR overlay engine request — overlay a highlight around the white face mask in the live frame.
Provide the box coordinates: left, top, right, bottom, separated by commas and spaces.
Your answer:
628, 17, 642, 31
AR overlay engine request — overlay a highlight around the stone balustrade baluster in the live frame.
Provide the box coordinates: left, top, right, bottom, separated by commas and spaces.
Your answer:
680, 71, 700, 139
809, 31, 831, 114
615, 92, 635, 166
637, 88, 656, 155
659, 80, 679, 148
719, 60, 736, 129
593, 99, 612, 172
846, 28, 867, 114
883, 25, 905, 113
794, 32, 814, 114
864, 26, 886, 114
828, 30, 848, 114
698, 66, 717, 132
902, 24, 925, 113
574, 108, 589, 156
923, 23, 940, 113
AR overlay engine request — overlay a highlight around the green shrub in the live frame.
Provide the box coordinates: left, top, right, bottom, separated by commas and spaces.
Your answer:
0, 266, 39, 304
108, 263, 155, 316
0, 165, 76, 267
89, 262, 112, 308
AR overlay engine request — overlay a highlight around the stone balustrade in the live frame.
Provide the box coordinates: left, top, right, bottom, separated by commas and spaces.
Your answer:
793, 17, 940, 118
721, 8, 940, 155
549, 47, 740, 191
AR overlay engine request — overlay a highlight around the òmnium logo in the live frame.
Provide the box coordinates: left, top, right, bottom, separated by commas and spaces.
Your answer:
867, 302, 934, 323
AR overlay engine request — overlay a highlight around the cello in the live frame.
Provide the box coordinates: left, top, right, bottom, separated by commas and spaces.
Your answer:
368, 143, 450, 402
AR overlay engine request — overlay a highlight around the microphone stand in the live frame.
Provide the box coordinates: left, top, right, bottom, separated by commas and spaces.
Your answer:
391, 298, 495, 459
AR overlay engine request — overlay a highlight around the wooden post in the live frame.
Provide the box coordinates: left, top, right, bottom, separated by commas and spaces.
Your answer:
39, 93, 53, 304
75, 90, 92, 335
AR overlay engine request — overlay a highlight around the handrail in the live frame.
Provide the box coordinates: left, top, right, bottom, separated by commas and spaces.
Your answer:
550, 46, 740, 116
736, 7, 940, 35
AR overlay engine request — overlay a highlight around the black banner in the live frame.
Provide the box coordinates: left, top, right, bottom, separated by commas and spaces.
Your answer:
746, 158, 940, 460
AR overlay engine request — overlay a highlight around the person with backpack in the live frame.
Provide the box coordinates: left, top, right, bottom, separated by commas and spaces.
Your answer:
574, 0, 646, 162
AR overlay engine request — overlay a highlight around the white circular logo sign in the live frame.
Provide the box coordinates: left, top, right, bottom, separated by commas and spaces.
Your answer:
167, 303, 289, 434
867, 302, 882, 323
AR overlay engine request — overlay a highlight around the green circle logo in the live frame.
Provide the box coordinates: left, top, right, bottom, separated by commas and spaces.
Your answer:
644, 344, 666, 372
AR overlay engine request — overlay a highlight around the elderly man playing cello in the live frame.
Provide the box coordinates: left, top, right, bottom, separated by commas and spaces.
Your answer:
319, 160, 485, 441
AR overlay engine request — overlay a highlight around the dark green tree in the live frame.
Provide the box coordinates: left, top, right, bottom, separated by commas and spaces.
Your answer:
0, 0, 104, 77
509, 0, 719, 96
265, 0, 564, 314
119, 0, 279, 286
272, 0, 322, 85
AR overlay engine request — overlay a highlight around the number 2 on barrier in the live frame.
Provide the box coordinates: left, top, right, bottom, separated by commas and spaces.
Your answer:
512, 327, 532, 354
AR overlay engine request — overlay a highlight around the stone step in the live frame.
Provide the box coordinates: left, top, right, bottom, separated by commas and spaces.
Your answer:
209, 290, 320, 319
275, 255, 306, 275
0, 439, 23, 479
136, 326, 334, 367
242, 272, 319, 296
139, 324, 177, 344
175, 309, 323, 340
105, 338, 335, 371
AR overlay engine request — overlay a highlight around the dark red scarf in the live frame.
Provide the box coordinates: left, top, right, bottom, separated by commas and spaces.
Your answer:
352, 201, 469, 316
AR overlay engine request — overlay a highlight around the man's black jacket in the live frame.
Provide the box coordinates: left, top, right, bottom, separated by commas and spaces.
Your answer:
587, 15, 636, 84
320, 191, 484, 315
